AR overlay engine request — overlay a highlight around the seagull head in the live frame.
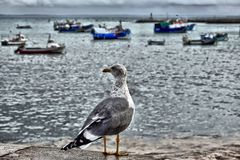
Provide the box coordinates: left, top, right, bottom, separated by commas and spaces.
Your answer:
102, 64, 127, 80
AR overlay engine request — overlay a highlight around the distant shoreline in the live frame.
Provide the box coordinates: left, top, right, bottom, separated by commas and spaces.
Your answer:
136, 17, 240, 24
1, 14, 240, 24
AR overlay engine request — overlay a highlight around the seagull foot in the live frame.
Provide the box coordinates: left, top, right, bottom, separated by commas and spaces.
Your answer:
103, 151, 115, 155
115, 151, 128, 156
103, 151, 128, 156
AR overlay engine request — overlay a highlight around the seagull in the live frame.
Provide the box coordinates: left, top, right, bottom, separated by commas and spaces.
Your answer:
61, 64, 135, 156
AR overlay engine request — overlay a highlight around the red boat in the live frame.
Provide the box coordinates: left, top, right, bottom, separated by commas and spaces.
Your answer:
15, 39, 65, 54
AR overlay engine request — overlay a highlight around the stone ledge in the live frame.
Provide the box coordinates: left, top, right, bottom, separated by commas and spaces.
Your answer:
0, 145, 155, 160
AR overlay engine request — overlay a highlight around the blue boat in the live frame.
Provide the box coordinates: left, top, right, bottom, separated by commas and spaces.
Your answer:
154, 22, 187, 33
91, 28, 131, 40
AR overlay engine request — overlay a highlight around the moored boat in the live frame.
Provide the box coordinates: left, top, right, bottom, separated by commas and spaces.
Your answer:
182, 35, 216, 45
1, 33, 27, 46
91, 21, 131, 40
201, 32, 228, 41
58, 24, 94, 33
154, 18, 195, 33
15, 36, 65, 54
154, 21, 187, 33
148, 39, 165, 45
53, 19, 81, 31
16, 25, 32, 29
91, 28, 131, 40
58, 24, 81, 32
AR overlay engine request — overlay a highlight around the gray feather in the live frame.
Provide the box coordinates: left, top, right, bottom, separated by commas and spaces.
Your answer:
82, 97, 133, 136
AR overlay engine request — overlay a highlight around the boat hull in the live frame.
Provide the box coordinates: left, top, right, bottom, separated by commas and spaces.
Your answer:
148, 40, 165, 45
59, 24, 94, 33
1, 41, 26, 46
15, 46, 65, 54
154, 24, 187, 33
183, 39, 216, 45
92, 29, 131, 40
16, 25, 32, 29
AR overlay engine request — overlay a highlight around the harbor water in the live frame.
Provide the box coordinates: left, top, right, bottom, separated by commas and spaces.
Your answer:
0, 17, 240, 143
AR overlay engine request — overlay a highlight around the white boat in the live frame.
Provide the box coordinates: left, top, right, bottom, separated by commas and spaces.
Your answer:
15, 35, 65, 54
1, 33, 27, 46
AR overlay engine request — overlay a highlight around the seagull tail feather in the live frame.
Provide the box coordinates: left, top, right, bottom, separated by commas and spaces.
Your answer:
61, 119, 102, 151
61, 141, 75, 150
61, 131, 100, 151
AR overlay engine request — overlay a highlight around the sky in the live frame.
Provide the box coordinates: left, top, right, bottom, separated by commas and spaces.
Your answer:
0, 0, 240, 16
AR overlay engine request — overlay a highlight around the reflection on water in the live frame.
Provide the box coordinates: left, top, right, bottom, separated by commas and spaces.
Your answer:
0, 17, 240, 143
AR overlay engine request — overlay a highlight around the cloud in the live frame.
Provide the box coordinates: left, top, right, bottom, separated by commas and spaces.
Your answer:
1, 0, 240, 15
2, 0, 240, 7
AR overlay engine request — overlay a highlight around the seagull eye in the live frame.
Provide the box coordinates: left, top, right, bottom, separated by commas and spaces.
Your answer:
120, 69, 124, 74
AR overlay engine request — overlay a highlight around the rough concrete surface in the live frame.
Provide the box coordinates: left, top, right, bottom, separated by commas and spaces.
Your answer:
0, 145, 154, 160
1, 135, 240, 160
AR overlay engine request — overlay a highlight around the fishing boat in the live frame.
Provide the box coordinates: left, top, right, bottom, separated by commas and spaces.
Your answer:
1, 33, 27, 46
58, 24, 81, 32
154, 18, 196, 33
91, 28, 131, 40
91, 22, 131, 40
53, 19, 81, 31
15, 36, 65, 54
16, 24, 32, 29
182, 35, 216, 45
201, 33, 228, 41
58, 24, 94, 33
154, 21, 187, 33
148, 39, 165, 45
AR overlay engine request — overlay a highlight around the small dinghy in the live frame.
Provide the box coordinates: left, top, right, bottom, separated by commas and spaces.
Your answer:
201, 33, 228, 41
148, 39, 165, 45
16, 25, 32, 29
183, 35, 216, 45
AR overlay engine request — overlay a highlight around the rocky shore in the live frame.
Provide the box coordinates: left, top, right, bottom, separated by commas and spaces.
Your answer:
1, 135, 240, 160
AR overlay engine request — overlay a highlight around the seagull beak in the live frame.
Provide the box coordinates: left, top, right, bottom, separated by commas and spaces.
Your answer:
102, 67, 111, 73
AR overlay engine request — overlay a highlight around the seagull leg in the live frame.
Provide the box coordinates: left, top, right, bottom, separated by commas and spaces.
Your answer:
103, 136, 107, 154
116, 134, 120, 155
103, 136, 115, 155
115, 134, 128, 156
